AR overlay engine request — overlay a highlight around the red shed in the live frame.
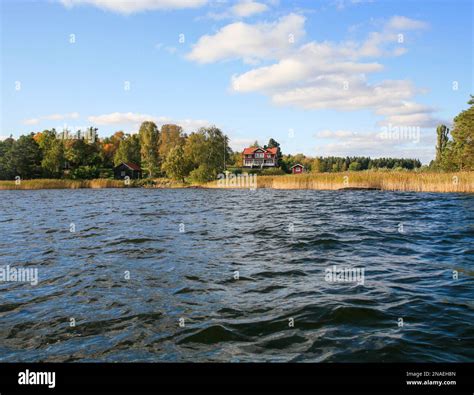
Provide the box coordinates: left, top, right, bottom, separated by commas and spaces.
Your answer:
291, 164, 305, 174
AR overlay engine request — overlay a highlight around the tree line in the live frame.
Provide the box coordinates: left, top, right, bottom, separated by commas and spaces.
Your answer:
0, 123, 232, 182
281, 155, 422, 173
0, 96, 471, 181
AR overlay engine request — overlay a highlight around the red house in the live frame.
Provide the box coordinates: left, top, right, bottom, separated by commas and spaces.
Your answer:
291, 164, 305, 174
242, 147, 278, 168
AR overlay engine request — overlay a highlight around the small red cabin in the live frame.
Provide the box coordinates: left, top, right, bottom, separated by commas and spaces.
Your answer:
291, 164, 305, 174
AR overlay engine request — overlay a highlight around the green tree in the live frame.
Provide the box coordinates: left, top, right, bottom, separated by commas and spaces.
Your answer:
266, 138, 282, 166
450, 96, 474, 170
0, 137, 15, 179
184, 126, 230, 180
436, 124, 450, 163
139, 121, 160, 177
189, 164, 214, 183
65, 138, 100, 169
162, 145, 191, 182
10, 134, 43, 178
114, 134, 141, 166
42, 138, 65, 177
34, 129, 57, 151
349, 161, 361, 171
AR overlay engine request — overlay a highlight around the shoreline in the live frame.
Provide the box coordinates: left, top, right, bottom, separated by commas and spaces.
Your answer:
1, 172, 473, 193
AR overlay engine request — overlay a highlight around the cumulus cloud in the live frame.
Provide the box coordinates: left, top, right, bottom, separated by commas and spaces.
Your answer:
205, 0, 269, 20
187, 13, 305, 64
376, 102, 441, 127
387, 15, 429, 30
271, 78, 417, 110
188, 12, 436, 128
23, 112, 80, 125
231, 1, 269, 17
87, 112, 211, 132
60, 0, 208, 14
231, 42, 384, 93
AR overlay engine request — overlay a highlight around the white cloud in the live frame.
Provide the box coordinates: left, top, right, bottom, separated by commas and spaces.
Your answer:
88, 112, 155, 125
205, 0, 269, 20
23, 118, 40, 126
317, 130, 357, 138
314, 129, 436, 163
45, 112, 80, 121
334, 0, 374, 10
231, 1, 268, 17
387, 15, 429, 31
271, 78, 417, 110
23, 112, 80, 125
60, 0, 208, 14
187, 13, 305, 64
229, 138, 257, 152
231, 42, 384, 93
376, 102, 440, 127
87, 112, 210, 132
189, 13, 436, 127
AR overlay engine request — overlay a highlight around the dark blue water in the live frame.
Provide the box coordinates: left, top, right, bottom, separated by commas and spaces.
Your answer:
0, 189, 473, 362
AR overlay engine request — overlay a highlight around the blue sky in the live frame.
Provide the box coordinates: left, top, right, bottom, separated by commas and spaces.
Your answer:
1, 0, 472, 163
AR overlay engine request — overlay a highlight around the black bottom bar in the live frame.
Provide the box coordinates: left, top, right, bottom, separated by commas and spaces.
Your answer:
0, 363, 472, 394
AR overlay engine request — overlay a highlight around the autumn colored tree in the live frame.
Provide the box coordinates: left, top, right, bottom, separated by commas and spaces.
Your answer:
159, 124, 185, 160
101, 131, 125, 167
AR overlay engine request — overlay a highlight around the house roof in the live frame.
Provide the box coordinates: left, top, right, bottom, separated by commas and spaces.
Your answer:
115, 162, 141, 171
243, 146, 278, 155
243, 147, 258, 154
290, 163, 304, 168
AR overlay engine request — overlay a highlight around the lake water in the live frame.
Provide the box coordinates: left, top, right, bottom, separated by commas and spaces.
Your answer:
0, 189, 473, 362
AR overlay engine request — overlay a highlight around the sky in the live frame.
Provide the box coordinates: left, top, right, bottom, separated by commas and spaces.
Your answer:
1, 0, 472, 163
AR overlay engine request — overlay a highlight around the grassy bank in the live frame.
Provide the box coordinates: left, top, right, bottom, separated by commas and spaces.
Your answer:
1, 172, 473, 192
206, 171, 474, 193
0, 178, 188, 190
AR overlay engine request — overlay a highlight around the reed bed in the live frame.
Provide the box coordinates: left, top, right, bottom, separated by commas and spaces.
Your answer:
207, 171, 474, 193
0, 178, 189, 190
1, 172, 472, 192
0, 179, 126, 190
